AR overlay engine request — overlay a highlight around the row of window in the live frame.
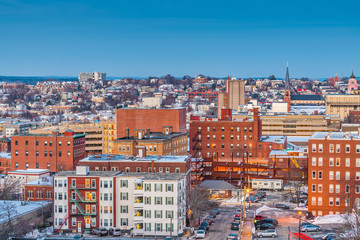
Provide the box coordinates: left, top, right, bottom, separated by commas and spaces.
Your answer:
199, 134, 253, 141
203, 152, 253, 158
312, 157, 360, 167
312, 143, 360, 153
94, 166, 181, 173
311, 197, 360, 207
312, 183, 360, 194
16, 162, 50, 169
205, 143, 252, 149
15, 150, 72, 157
312, 170, 360, 180
198, 126, 252, 132
27, 190, 52, 199
15, 140, 72, 147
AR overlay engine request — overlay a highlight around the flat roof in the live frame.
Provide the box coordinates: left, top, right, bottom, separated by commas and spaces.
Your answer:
8, 169, 50, 174
24, 176, 53, 186
55, 171, 185, 180
79, 154, 189, 163
115, 131, 186, 141
0, 152, 11, 159
310, 132, 360, 140
259, 135, 286, 144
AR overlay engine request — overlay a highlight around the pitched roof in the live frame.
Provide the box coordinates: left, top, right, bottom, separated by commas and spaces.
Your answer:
198, 180, 236, 190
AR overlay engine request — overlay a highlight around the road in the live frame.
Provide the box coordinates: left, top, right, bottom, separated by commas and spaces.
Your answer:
205, 205, 239, 240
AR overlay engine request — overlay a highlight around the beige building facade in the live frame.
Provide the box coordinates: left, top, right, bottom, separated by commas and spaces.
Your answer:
326, 94, 360, 121
218, 77, 245, 118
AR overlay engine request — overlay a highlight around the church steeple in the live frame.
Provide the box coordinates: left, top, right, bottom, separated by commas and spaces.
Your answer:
285, 62, 290, 90
350, 68, 356, 79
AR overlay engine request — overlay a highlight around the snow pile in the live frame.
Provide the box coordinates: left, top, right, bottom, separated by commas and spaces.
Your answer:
255, 205, 281, 215
293, 206, 308, 211
312, 214, 349, 224
25, 226, 53, 238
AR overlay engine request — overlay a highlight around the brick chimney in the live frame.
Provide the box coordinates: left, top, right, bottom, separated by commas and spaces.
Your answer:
125, 128, 129, 138
146, 128, 150, 138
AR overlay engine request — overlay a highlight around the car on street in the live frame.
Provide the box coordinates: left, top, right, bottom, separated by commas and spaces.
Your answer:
322, 233, 337, 239
275, 203, 290, 209
212, 208, 221, 215
109, 228, 121, 236
255, 218, 278, 226
300, 222, 313, 227
231, 221, 239, 230
234, 216, 241, 223
301, 224, 321, 232
91, 227, 108, 236
257, 229, 278, 238
245, 196, 258, 203
255, 215, 268, 220
227, 233, 239, 240
204, 216, 214, 225
234, 213, 241, 218
195, 229, 206, 239
257, 223, 275, 230
236, 208, 242, 213
200, 221, 209, 231
197, 226, 207, 232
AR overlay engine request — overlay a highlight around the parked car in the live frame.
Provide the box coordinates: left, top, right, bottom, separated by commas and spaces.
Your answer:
227, 233, 239, 240
197, 226, 207, 232
235, 208, 242, 213
234, 213, 241, 218
301, 224, 320, 232
109, 228, 121, 236
255, 215, 268, 220
257, 223, 275, 230
245, 196, 258, 203
231, 222, 239, 230
200, 221, 209, 231
234, 216, 241, 223
91, 227, 108, 236
322, 233, 337, 239
204, 216, 214, 225
275, 203, 290, 209
73, 235, 84, 240
195, 230, 206, 239
255, 218, 278, 226
300, 222, 313, 227
257, 229, 278, 238
212, 208, 221, 215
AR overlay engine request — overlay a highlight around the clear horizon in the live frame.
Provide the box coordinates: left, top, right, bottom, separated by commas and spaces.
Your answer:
1, 0, 360, 78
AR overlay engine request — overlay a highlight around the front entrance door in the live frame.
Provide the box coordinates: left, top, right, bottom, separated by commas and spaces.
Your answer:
85, 217, 91, 228
77, 222, 82, 233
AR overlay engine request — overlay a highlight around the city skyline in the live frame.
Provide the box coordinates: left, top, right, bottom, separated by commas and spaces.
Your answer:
1, 0, 360, 77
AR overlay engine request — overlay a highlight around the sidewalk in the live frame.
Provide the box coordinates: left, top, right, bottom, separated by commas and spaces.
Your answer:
241, 219, 253, 240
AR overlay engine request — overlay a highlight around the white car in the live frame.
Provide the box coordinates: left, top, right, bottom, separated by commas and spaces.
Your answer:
257, 229, 278, 238
195, 230, 206, 239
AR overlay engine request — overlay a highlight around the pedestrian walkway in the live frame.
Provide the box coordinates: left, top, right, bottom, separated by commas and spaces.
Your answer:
241, 219, 253, 240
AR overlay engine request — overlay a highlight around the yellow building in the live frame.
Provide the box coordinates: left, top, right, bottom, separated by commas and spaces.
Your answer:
103, 120, 116, 154
326, 94, 360, 121
113, 126, 188, 156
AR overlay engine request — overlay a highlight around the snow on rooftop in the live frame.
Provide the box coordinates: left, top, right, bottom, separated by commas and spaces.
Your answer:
0, 152, 11, 159
310, 132, 360, 140
259, 135, 286, 144
24, 176, 53, 186
287, 136, 310, 143
80, 154, 189, 162
8, 169, 50, 174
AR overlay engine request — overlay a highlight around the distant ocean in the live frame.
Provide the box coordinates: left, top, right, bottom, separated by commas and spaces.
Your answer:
0, 76, 78, 85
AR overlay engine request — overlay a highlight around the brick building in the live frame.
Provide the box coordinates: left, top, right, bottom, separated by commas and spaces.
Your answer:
188, 90, 218, 101
0, 152, 11, 174
308, 132, 360, 216
53, 166, 187, 237
78, 154, 190, 173
24, 176, 53, 201
113, 126, 188, 157
116, 108, 186, 138
348, 110, 360, 124
0, 137, 11, 152
10, 130, 86, 173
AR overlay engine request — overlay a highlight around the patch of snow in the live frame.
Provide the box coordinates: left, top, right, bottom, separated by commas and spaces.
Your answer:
255, 205, 282, 215
312, 214, 349, 224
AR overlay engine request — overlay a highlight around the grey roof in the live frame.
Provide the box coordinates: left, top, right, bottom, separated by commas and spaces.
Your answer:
115, 131, 187, 141
291, 95, 324, 101
198, 180, 236, 190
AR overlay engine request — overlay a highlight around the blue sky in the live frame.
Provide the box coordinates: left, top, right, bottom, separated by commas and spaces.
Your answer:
1, 0, 360, 78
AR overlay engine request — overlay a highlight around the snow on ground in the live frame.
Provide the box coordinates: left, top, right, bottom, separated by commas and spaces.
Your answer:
312, 214, 349, 225
255, 205, 282, 215
25, 226, 53, 238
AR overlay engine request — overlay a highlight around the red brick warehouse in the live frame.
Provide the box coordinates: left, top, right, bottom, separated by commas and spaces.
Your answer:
116, 108, 187, 138
10, 130, 86, 173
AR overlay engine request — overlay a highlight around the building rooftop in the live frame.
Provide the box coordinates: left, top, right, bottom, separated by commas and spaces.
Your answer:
310, 132, 360, 140
291, 95, 324, 101
259, 135, 286, 144
8, 169, 50, 175
79, 154, 189, 163
23, 176, 53, 186
13, 133, 86, 139
115, 131, 187, 141
0, 152, 11, 159
55, 170, 185, 180
198, 180, 236, 190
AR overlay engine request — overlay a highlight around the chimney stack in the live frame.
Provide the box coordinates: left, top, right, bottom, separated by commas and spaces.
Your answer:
125, 128, 129, 138
146, 128, 150, 138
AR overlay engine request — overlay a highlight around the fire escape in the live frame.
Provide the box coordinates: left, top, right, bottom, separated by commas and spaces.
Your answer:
191, 130, 205, 185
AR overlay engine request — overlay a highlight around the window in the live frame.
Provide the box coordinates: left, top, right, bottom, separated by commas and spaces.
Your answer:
155, 210, 163, 218
145, 210, 151, 218
357, 185, 360, 194
318, 184, 322, 192
68, 141, 71, 146
49, 151, 52, 157
15, 150, 18, 156
335, 198, 340, 206
329, 197, 333, 206
329, 184, 334, 193
312, 157, 316, 166
156, 223, 162, 232
26, 162, 29, 168
312, 197, 316, 206
357, 172, 360, 180
25, 150, 28, 156
67, 151, 70, 157
155, 184, 162, 192
136, 167, 141, 172
72, 218, 76, 226
335, 185, 340, 193
312, 144, 316, 152
346, 172, 350, 180
44, 141, 47, 146
318, 157, 323, 166
145, 197, 151, 204
166, 197, 174, 205
221, 127, 224, 131
44, 151, 47, 157
312, 184, 316, 192
346, 144, 350, 153
346, 158, 350, 167
318, 197, 322, 206
336, 158, 340, 166
25, 140, 28, 146
145, 183, 151, 191
336, 171, 340, 180
213, 135, 216, 139
329, 144, 334, 153
336, 144, 340, 153
72, 179, 76, 188
15, 141, 18, 146
221, 135, 224, 140
49, 141, 52, 146
318, 171, 322, 179
121, 218, 128, 226
318, 144, 323, 152
155, 197, 162, 205
121, 206, 128, 213
357, 145, 360, 153
312, 171, 316, 179
357, 159, 360, 167
346, 185, 350, 193
166, 210, 174, 218
166, 184, 173, 192
59, 151, 62, 157
145, 223, 151, 231
59, 141, 62, 146
121, 192, 128, 200
329, 171, 334, 180
175, 168, 180, 173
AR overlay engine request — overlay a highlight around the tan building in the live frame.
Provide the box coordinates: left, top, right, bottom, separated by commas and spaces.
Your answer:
30, 122, 103, 155
103, 120, 116, 154
218, 76, 245, 117
113, 126, 188, 156
326, 94, 360, 121
261, 114, 340, 136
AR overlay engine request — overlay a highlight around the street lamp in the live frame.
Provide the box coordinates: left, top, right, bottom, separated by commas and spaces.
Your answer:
246, 188, 251, 210
298, 211, 302, 239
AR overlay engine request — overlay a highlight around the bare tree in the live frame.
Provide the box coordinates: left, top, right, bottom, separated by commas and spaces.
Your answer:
0, 177, 21, 200
0, 201, 18, 238
189, 187, 220, 227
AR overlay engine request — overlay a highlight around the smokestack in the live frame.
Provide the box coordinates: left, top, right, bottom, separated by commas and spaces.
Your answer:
146, 128, 150, 138
125, 128, 129, 138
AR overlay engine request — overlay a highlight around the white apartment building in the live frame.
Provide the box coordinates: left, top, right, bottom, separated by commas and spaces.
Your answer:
53, 166, 187, 237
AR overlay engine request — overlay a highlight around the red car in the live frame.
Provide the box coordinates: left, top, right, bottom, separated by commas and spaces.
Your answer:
255, 215, 268, 220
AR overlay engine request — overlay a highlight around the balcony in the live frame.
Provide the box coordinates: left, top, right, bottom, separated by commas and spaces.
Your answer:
134, 197, 144, 208
70, 184, 96, 190
134, 183, 144, 195
134, 210, 144, 221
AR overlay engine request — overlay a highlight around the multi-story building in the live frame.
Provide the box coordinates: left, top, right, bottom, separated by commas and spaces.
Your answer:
24, 176, 53, 201
113, 126, 188, 157
30, 123, 103, 155
261, 114, 340, 136
348, 72, 358, 94
116, 108, 186, 138
103, 120, 116, 154
0, 137, 11, 152
308, 132, 360, 216
2, 120, 50, 137
78, 154, 190, 173
53, 166, 187, 237
348, 110, 360, 124
218, 76, 245, 118
10, 130, 86, 172
0, 152, 11, 174
78, 72, 106, 85
326, 94, 360, 121
188, 90, 218, 101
